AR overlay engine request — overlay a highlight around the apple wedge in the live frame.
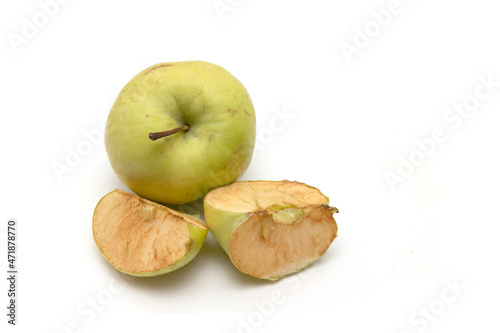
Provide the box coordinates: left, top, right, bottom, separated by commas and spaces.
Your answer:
93, 189, 208, 276
204, 180, 338, 280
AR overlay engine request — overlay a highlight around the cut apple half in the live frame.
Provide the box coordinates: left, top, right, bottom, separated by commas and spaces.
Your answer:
204, 180, 338, 280
93, 189, 208, 276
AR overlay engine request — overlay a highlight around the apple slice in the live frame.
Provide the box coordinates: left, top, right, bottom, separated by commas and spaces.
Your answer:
204, 180, 339, 280
93, 189, 208, 276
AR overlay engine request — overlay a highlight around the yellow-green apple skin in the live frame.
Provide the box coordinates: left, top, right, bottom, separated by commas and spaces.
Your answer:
105, 61, 256, 205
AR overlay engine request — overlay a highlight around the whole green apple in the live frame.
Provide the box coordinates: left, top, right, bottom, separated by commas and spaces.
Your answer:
105, 61, 256, 205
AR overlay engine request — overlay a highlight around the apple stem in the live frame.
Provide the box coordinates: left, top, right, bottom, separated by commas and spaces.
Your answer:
149, 125, 189, 141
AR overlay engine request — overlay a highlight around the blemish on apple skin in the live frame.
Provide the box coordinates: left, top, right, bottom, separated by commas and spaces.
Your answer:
146, 114, 149, 118
145, 63, 173, 75
234, 144, 243, 153
243, 109, 250, 116
228, 109, 238, 117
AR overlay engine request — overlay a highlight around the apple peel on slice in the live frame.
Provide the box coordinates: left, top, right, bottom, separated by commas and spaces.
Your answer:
93, 189, 208, 277
204, 180, 338, 281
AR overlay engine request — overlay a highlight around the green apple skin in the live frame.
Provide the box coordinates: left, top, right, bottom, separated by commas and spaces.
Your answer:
204, 206, 248, 258
105, 61, 256, 205
120, 223, 208, 277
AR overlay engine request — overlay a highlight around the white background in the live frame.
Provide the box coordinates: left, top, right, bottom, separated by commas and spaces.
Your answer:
1, 0, 500, 332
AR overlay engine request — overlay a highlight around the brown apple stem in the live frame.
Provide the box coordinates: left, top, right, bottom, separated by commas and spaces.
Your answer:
149, 125, 189, 141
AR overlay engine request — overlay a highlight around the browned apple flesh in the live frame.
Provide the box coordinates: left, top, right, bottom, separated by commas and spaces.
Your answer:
205, 180, 339, 280
93, 189, 207, 276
